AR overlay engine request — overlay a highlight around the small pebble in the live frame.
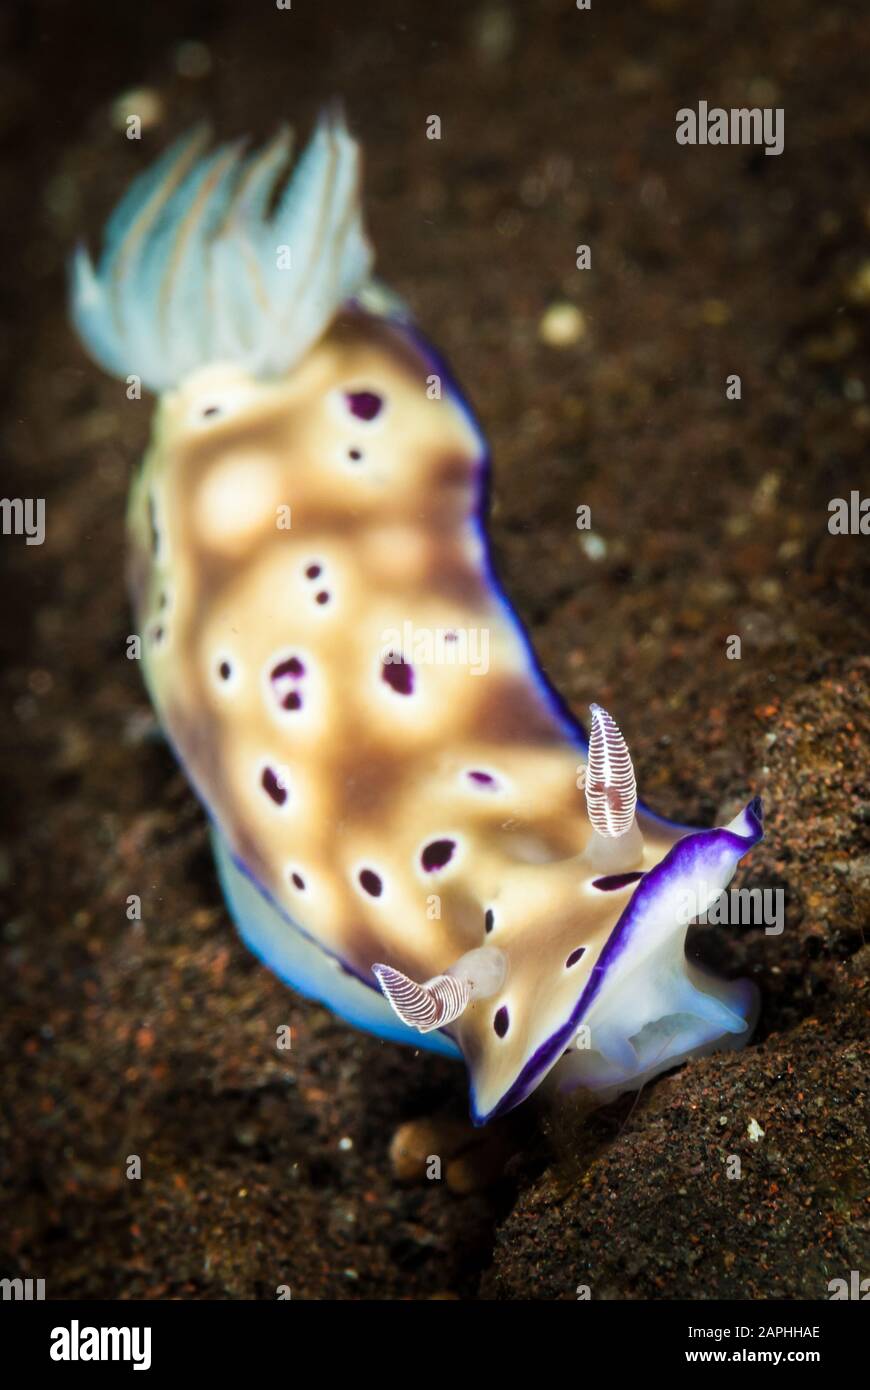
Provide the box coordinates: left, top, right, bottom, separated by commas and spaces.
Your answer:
110, 88, 163, 133
389, 1117, 468, 1182
579, 531, 607, 562
539, 302, 586, 347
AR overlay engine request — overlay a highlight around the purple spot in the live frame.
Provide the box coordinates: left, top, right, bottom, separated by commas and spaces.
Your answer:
305, 563, 322, 580
591, 871, 645, 892
493, 1006, 509, 1038
291, 872, 305, 891
421, 839, 455, 872
218, 660, 232, 681
444, 630, 458, 643
272, 656, 305, 681
485, 908, 495, 933
261, 767, 288, 806
565, 946, 586, 969
468, 770, 497, 788
359, 869, 383, 898
382, 654, 414, 696
270, 655, 305, 710
316, 590, 330, 605
345, 390, 383, 421
348, 448, 363, 462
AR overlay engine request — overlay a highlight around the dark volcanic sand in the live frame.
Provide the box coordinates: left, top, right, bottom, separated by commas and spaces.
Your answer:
1, 0, 868, 1299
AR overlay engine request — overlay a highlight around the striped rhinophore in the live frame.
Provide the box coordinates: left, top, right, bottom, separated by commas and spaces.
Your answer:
372, 964, 471, 1034
585, 703, 638, 838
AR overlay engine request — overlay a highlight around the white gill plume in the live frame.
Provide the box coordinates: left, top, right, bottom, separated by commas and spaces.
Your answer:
69, 106, 374, 394
585, 703, 638, 838
372, 964, 472, 1034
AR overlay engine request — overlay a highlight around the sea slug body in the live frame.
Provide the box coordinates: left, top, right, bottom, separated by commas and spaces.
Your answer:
70, 110, 763, 1124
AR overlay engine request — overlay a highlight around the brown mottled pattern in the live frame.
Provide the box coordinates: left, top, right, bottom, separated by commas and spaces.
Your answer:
128, 308, 682, 1118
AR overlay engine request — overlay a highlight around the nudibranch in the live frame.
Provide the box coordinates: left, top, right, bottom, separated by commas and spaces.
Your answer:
70, 110, 763, 1124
